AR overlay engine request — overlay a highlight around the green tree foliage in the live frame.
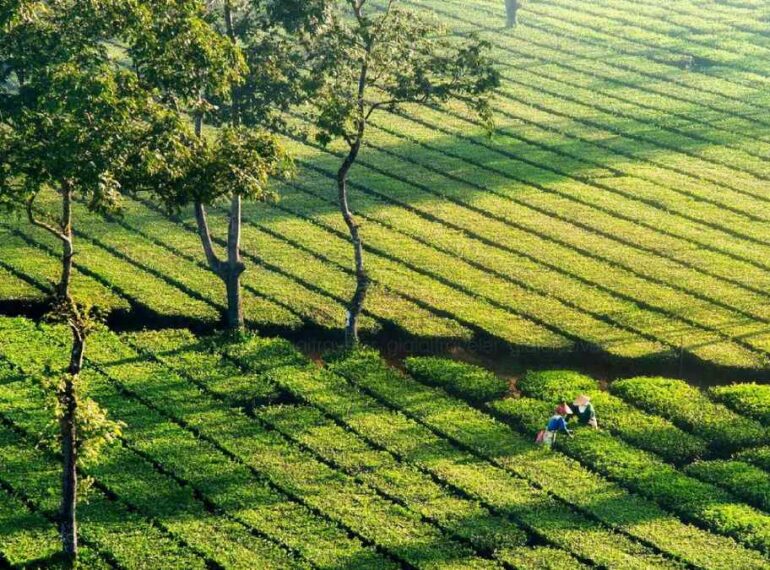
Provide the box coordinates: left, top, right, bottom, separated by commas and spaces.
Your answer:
0, 1, 207, 563
308, 0, 500, 346
130, 0, 322, 330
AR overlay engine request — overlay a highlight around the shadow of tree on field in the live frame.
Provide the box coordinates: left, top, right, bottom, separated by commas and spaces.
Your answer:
4, 45, 770, 382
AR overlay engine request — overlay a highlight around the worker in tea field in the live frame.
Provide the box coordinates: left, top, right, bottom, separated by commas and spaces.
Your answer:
536, 402, 574, 448
571, 394, 599, 429
505, 0, 519, 27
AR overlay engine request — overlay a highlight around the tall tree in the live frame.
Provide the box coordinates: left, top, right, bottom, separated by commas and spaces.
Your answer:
310, 0, 500, 346
130, 0, 322, 330
0, 1, 197, 562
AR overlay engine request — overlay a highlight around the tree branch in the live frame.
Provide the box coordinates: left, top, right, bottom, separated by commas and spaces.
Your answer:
365, 91, 430, 120
194, 201, 224, 274
372, 0, 395, 38
26, 195, 68, 242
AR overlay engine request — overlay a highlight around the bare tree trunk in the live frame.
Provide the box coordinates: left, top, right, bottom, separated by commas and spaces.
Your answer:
27, 183, 81, 565
194, 200, 245, 330
194, 201, 222, 273
59, 378, 77, 565
505, 0, 519, 27
222, 1, 245, 331
60, 322, 84, 565
225, 194, 245, 330
58, 184, 74, 301
338, 143, 369, 348
192, 69, 245, 330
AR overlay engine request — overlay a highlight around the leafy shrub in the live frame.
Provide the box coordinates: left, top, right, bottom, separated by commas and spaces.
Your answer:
591, 392, 706, 464
710, 383, 770, 425
517, 370, 598, 402
610, 377, 768, 453
686, 460, 770, 512
519, 370, 706, 463
404, 356, 509, 403
494, 397, 554, 433
504, 546, 586, 569
219, 334, 308, 372
735, 447, 770, 471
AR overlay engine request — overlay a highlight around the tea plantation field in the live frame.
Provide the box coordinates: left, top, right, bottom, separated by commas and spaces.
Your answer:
6, 315, 770, 568
10, 0, 770, 567
4, 0, 770, 370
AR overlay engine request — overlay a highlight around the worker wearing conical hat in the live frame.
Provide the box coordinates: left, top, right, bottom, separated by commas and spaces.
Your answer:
572, 395, 598, 429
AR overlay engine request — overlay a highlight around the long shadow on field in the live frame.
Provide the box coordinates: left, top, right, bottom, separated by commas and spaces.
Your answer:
5, 90, 770, 384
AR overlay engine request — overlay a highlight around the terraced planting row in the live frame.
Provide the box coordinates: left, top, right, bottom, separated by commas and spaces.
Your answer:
608, 376, 768, 452
487, 24, 770, 140
511, 0, 770, 96
7, 315, 754, 568
6, 316, 770, 568
130, 333, 704, 567
276, 134, 770, 366
0, 461, 109, 570
411, 364, 707, 465
272, 170, 663, 357
0, 156, 752, 368
424, 5, 770, 224
399, 354, 770, 555
0, 224, 129, 314
450, 2, 762, 133
125, 197, 471, 340
325, 350, 770, 569
373, 110, 770, 296
7, 0, 770, 371
9, 136, 768, 368
392, 77, 770, 254
0, 320, 395, 570
4, 318, 553, 570
601, 0, 770, 44
405, 73, 770, 235
0, 374, 303, 570
1, 322, 376, 570
125, 330, 590, 570
6, 189, 570, 351
0, 218, 217, 324
0, 411, 208, 570
492, 396, 770, 556
134, 329, 689, 569
274, 5, 770, 364
2, 191, 470, 341
478, 30, 770, 158
531, 0, 770, 83
425, 0, 770, 146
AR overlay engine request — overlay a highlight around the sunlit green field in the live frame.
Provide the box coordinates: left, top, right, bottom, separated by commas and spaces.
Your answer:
4, 0, 770, 371
6, 314, 770, 568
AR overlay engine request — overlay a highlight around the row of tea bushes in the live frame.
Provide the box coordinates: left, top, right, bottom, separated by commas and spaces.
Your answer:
610, 377, 768, 453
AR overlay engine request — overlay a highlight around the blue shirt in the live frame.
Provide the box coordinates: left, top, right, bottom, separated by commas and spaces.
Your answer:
547, 416, 568, 432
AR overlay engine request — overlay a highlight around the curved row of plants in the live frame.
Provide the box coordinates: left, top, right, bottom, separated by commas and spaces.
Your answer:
0, 318, 397, 570
323, 350, 768, 569
402, 355, 770, 554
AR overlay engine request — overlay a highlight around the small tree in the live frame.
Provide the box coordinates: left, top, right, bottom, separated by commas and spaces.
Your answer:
129, 0, 321, 330
0, 1, 195, 562
310, 0, 500, 346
